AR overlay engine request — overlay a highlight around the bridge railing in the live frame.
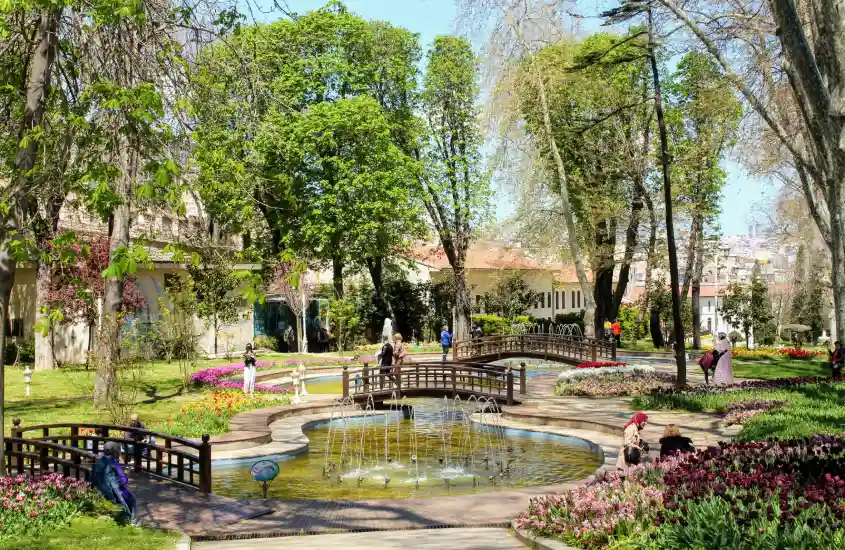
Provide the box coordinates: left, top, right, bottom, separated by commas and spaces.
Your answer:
341, 362, 526, 405
6, 419, 212, 494
453, 333, 615, 363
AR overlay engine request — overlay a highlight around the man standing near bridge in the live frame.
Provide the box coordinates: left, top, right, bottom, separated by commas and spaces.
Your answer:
441, 325, 452, 362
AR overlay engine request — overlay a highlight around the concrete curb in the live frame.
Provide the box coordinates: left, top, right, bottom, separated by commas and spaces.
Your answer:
512, 523, 579, 550
176, 534, 192, 550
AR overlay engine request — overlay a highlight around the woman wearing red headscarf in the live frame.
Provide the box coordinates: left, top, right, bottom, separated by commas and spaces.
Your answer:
616, 412, 648, 470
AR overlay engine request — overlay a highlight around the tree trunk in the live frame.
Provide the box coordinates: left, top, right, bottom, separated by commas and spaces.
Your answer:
213, 315, 218, 355
34, 260, 55, 370
366, 256, 395, 326
592, 219, 616, 336
332, 256, 344, 299
613, 182, 644, 319
94, 146, 135, 407
649, 9, 686, 385
691, 226, 704, 349
532, 61, 595, 337
680, 216, 700, 300
0, 251, 13, 474
453, 265, 472, 340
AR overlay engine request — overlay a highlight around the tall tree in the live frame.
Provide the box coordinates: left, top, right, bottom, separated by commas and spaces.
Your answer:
418, 36, 489, 339
186, 247, 241, 356
668, 51, 741, 348
655, 0, 845, 343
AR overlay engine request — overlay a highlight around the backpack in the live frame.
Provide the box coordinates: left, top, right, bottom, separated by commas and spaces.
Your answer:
698, 350, 715, 370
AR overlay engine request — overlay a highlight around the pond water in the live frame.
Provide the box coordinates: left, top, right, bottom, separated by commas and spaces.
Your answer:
212, 398, 601, 500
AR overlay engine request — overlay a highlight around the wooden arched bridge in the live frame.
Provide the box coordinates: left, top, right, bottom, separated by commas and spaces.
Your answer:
453, 333, 616, 364
342, 362, 526, 405
4, 419, 212, 493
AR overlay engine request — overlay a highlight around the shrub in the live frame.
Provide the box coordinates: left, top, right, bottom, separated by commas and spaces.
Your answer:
473, 314, 509, 335
554, 311, 585, 333
4, 341, 35, 365
253, 334, 279, 351
0, 474, 101, 538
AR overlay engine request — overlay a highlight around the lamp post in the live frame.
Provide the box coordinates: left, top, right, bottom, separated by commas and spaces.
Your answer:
299, 360, 308, 396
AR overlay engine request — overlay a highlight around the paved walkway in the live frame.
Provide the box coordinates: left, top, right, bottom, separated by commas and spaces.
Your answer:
194, 527, 525, 549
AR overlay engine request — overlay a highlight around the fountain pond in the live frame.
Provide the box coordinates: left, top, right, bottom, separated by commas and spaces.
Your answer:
213, 396, 602, 499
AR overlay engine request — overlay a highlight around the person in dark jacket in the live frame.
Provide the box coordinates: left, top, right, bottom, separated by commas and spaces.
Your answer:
659, 424, 695, 457
91, 441, 137, 524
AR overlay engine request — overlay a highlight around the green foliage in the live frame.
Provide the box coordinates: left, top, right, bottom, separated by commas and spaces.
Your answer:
144, 276, 201, 379
253, 334, 278, 351
4, 340, 34, 364
617, 305, 640, 341
790, 249, 828, 341
185, 249, 242, 354
720, 268, 775, 347
481, 272, 538, 320
0, 516, 180, 550
554, 311, 586, 333
325, 294, 361, 352
473, 314, 509, 336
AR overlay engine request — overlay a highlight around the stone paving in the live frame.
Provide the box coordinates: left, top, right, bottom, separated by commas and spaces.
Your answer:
194, 527, 525, 549
132, 356, 741, 544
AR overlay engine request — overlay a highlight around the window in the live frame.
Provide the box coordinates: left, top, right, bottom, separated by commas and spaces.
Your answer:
577, 291, 581, 308
555, 291, 560, 310
540, 293, 545, 309
547, 292, 552, 308
707, 300, 712, 312
561, 291, 566, 310
475, 295, 482, 314
571, 291, 575, 309
707, 318, 712, 332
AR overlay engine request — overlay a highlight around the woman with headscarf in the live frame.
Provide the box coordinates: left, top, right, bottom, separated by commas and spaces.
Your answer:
616, 412, 649, 470
713, 332, 734, 385
91, 441, 137, 524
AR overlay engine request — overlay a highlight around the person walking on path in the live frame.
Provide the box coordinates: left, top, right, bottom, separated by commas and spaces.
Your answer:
393, 333, 408, 365
713, 332, 734, 385
91, 441, 137, 524
659, 424, 694, 457
440, 325, 453, 362
617, 412, 649, 470
243, 343, 257, 396
611, 319, 622, 348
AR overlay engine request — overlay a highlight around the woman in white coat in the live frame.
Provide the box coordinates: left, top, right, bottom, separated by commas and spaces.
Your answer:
713, 332, 734, 385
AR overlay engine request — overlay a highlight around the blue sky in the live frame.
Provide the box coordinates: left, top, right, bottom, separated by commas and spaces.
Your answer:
267, 0, 776, 236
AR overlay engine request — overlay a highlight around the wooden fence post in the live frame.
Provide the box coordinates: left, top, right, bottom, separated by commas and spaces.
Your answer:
133, 431, 143, 473
199, 434, 212, 495
520, 363, 527, 395
39, 444, 49, 476
612, 341, 617, 361
342, 366, 349, 399
591, 340, 597, 362
362, 363, 370, 394
395, 365, 402, 399
12, 418, 22, 474
507, 370, 514, 406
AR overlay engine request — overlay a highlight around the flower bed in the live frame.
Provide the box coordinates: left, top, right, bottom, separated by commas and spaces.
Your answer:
191, 363, 290, 392
558, 364, 653, 381
157, 390, 291, 438
555, 370, 674, 397
517, 436, 845, 549
729, 347, 826, 361
0, 474, 101, 538
646, 375, 840, 397
575, 361, 628, 369
723, 399, 785, 425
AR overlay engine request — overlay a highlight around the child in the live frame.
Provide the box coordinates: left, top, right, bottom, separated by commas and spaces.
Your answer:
243, 343, 257, 396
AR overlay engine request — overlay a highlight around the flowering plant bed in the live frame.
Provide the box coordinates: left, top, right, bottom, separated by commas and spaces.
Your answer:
575, 361, 628, 369
555, 370, 673, 397
0, 474, 101, 538
729, 347, 826, 361
157, 390, 291, 438
723, 399, 785, 425
191, 363, 291, 392
634, 376, 845, 441
517, 436, 845, 549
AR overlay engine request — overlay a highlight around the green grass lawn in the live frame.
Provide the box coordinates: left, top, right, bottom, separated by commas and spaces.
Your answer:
732, 357, 832, 380
0, 517, 179, 550
632, 379, 845, 441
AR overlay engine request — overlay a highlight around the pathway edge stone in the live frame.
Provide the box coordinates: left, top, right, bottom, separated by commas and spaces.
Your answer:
512, 524, 579, 550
